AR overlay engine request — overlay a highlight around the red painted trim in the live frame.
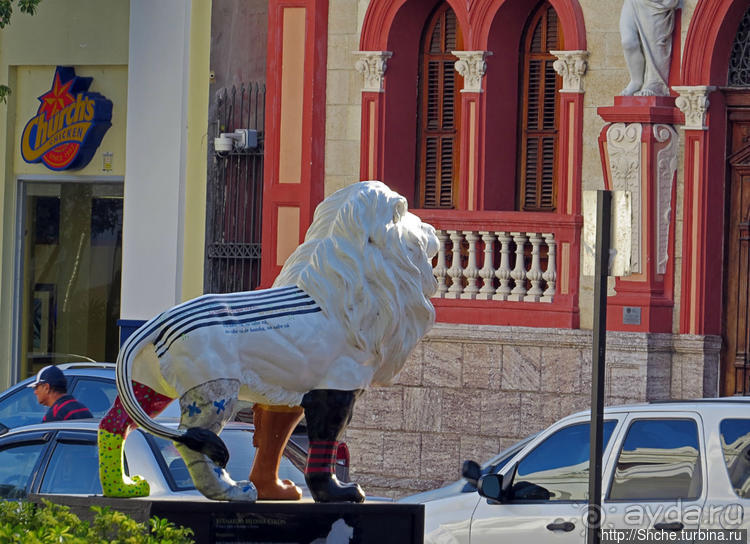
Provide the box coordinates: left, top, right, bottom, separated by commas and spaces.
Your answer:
434, 297, 578, 328
682, 0, 746, 85
359, 92, 386, 181
678, 2, 742, 334
557, 92, 585, 215
458, 92, 484, 210
261, 0, 328, 288
598, 96, 684, 125
678, 117, 727, 335
361, 0, 585, 54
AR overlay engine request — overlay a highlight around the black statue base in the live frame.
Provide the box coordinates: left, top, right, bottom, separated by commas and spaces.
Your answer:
29, 494, 424, 544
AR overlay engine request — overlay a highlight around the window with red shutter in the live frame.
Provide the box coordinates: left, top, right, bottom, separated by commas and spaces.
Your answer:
518, 3, 562, 212
416, 3, 462, 209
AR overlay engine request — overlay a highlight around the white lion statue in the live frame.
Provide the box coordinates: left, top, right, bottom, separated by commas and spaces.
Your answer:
98, 181, 439, 502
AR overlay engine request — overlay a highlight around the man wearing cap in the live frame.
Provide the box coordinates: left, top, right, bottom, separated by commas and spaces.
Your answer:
29, 365, 93, 422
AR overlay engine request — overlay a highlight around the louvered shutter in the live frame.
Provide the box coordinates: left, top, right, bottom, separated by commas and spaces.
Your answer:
518, 4, 561, 212
417, 4, 461, 209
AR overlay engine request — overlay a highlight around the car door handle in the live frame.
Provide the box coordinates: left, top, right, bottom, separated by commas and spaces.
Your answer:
653, 522, 684, 532
546, 521, 575, 532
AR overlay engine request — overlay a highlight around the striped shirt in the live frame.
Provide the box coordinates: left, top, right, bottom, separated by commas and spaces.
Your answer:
43, 395, 93, 422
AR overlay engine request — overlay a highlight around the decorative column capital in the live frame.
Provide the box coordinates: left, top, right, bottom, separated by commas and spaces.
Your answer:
673, 85, 717, 130
550, 50, 589, 93
451, 51, 492, 93
353, 51, 393, 92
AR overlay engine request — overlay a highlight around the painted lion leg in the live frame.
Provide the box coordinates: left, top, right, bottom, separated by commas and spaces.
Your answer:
99, 382, 173, 497
249, 403, 304, 500
301, 389, 365, 503
175, 379, 257, 501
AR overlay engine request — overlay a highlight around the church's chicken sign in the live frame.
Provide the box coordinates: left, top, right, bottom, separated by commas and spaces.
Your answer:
21, 66, 112, 170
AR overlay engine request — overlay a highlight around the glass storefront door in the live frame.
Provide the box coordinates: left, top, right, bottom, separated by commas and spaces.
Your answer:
17, 180, 123, 379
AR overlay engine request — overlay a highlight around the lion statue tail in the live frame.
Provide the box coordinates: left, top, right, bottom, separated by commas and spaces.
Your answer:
115, 319, 230, 468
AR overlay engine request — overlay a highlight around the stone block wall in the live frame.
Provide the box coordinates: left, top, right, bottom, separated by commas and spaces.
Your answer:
343, 323, 721, 499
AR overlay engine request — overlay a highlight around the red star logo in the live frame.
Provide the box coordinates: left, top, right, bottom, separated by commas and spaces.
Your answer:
37, 72, 75, 121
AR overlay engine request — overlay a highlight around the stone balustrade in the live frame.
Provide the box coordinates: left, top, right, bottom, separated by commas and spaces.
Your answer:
432, 228, 556, 302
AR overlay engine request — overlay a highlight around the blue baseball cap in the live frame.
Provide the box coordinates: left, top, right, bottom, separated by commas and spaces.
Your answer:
27, 365, 67, 389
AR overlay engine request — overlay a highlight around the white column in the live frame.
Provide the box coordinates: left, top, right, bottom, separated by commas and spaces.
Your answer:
121, 0, 192, 320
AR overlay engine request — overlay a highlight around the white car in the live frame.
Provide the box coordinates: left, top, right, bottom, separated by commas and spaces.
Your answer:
0, 419, 307, 500
404, 398, 750, 543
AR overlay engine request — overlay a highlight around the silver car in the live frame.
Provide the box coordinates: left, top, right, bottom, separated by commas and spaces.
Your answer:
406, 398, 750, 544
0, 419, 307, 500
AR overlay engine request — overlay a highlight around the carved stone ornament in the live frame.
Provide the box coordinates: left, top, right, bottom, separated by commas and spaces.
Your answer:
550, 50, 589, 93
353, 51, 393, 93
673, 86, 716, 130
654, 124, 678, 274
606, 123, 643, 273
452, 51, 492, 93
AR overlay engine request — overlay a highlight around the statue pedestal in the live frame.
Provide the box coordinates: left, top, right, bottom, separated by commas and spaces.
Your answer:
597, 96, 683, 333
32, 494, 425, 544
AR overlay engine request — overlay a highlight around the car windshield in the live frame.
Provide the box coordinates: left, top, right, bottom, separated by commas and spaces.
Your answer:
146, 428, 306, 492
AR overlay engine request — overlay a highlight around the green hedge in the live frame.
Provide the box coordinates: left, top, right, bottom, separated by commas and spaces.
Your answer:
0, 499, 194, 543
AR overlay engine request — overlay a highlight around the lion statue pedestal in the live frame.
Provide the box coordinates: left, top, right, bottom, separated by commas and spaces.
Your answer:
98, 181, 439, 502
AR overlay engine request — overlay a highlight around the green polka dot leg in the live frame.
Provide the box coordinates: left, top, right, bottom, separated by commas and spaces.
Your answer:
98, 428, 150, 497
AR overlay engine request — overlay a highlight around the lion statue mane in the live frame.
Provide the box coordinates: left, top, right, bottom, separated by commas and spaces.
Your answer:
275, 179, 438, 386
98, 181, 439, 503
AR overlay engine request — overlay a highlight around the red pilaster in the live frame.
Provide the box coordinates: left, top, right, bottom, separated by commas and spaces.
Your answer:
260, 0, 328, 287
459, 91, 484, 211
598, 96, 683, 333
359, 91, 386, 181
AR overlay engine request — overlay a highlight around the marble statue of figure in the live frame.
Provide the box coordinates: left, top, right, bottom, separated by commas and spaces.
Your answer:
620, 0, 680, 96
97, 181, 439, 504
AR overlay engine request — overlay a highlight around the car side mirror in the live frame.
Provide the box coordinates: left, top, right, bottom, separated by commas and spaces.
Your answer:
462, 460, 481, 487
477, 473, 504, 502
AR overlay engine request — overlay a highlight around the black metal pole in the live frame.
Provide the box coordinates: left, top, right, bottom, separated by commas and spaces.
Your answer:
587, 190, 611, 544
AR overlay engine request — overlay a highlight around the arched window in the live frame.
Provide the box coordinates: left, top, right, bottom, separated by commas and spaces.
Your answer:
416, 3, 463, 209
728, 5, 750, 85
517, 3, 562, 211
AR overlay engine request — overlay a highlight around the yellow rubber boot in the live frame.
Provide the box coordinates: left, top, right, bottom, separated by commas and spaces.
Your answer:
98, 428, 150, 497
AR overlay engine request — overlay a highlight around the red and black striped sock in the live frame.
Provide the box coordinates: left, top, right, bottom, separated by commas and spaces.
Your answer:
305, 440, 337, 475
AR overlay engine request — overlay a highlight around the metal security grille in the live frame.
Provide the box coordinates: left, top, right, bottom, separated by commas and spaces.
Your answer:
729, 6, 750, 86
205, 83, 265, 293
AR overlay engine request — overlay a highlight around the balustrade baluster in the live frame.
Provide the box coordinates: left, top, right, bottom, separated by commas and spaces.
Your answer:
432, 230, 450, 298
461, 231, 480, 299
542, 233, 557, 302
493, 232, 512, 301
508, 232, 528, 301
446, 230, 464, 299
524, 233, 544, 302
478, 231, 497, 300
